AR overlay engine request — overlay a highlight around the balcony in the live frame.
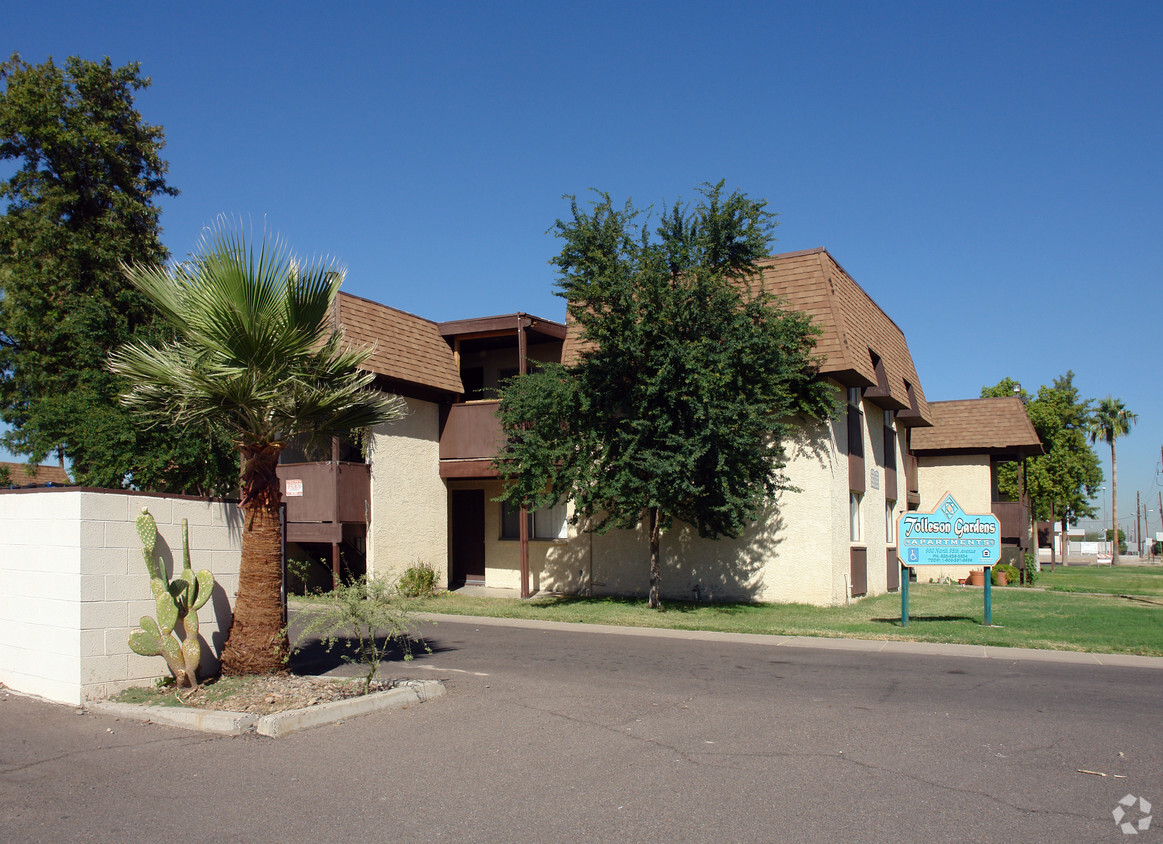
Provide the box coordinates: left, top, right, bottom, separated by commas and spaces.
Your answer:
439, 401, 505, 478
991, 500, 1028, 540
276, 461, 370, 543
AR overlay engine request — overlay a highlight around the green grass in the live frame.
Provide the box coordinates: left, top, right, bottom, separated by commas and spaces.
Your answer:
409, 582, 1163, 656
1035, 563, 1163, 598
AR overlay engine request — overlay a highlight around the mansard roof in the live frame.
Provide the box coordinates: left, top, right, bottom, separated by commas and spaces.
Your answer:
910, 396, 1042, 458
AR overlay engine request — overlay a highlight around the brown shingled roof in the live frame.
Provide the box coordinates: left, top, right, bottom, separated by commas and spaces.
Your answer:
1, 461, 71, 486
910, 397, 1042, 458
335, 292, 463, 395
562, 247, 933, 426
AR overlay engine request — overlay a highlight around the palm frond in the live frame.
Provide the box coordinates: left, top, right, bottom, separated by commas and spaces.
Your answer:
111, 220, 404, 450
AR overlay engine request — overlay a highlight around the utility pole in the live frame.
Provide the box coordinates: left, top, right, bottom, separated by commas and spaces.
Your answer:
1136, 491, 1142, 558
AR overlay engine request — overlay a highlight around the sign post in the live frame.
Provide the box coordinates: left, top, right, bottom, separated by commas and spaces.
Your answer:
898, 493, 1002, 627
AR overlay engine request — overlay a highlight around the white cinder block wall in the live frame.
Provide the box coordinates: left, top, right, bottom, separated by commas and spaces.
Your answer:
0, 489, 241, 705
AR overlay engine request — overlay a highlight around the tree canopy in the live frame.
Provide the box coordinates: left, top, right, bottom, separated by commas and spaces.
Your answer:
981, 373, 1102, 566
496, 182, 837, 608
111, 223, 406, 674
0, 53, 236, 493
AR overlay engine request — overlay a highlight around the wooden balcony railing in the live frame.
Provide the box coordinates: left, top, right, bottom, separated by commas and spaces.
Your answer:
439, 401, 506, 477
276, 461, 370, 543
991, 500, 1028, 540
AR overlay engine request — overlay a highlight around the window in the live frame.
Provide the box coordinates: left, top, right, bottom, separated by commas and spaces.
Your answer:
850, 492, 862, 542
501, 501, 568, 540
885, 500, 896, 544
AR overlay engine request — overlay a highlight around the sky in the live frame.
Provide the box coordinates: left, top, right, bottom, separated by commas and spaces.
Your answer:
4, 0, 1161, 537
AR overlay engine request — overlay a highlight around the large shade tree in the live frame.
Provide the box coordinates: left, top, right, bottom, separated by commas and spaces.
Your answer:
0, 54, 236, 493
1088, 396, 1137, 563
110, 225, 405, 674
496, 182, 837, 608
981, 374, 1102, 572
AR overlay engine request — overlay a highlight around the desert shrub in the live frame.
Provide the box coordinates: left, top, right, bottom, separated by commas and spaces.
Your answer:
398, 561, 439, 597
291, 575, 428, 694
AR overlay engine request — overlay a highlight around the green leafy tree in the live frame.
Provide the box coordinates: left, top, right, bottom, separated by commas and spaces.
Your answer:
110, 224, 406, 675
1089, 397, 1137, 563
496, 182, 837, 609
0, 464, 11, 486
981, 375, 1102, 571
1105, 528, 1127, 555
0, 53, 236, 493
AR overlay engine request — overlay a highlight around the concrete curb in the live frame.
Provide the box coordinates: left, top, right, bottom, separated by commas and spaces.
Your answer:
87, 679, 445, 738
256, 680, 444, 738
87, 701, 258, 735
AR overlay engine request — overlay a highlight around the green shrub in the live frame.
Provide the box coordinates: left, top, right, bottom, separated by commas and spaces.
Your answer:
992, 563, 1019, 585
398, 561, 439, 598
291, 574, 428, 694
1021, 552, 1038, 586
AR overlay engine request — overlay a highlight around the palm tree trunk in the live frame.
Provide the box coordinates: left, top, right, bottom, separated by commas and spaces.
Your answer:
1110, 441, 1119, 564
221, 443, 289, 675
648, 506, 662, 610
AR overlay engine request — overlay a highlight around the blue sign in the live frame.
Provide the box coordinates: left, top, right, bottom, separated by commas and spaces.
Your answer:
897, 493, 1001, 567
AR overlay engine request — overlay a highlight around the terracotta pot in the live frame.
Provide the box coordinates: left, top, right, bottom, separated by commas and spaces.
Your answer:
995, 571, 1008, 586
967, 570, 985, 587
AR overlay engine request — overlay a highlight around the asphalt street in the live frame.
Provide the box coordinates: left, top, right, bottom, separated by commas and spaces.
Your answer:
2, 615, 1160, 843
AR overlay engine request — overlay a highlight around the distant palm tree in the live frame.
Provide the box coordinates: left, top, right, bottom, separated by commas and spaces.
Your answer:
1088, 397, 1137, 563
111, 224, 405, 674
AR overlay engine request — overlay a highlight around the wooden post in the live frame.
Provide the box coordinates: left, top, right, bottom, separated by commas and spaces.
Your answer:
518, 314, 530, 599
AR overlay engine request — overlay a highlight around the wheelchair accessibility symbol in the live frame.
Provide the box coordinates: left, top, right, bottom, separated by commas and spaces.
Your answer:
908, 548, 919, 563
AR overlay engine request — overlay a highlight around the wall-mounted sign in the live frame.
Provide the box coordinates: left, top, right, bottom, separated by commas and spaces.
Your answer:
286, 479, 303, 497
897, 493, 1000, 567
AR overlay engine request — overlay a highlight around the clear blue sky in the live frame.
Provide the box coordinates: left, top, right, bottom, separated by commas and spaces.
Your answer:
5, 1, 1161, 535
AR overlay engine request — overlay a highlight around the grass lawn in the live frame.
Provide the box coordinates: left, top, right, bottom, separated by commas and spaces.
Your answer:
410, 582, 1163, 657
1035, 563, 1163, 598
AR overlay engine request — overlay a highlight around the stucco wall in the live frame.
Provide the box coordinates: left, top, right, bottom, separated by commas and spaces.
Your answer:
0, 489, 240, 705
914, 453, 994, 580
464, 407, 860, 606
367, 397, 448, 584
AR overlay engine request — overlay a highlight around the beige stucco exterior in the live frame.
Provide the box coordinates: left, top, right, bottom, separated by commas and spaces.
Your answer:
432, 388, 910, 607
367, 397, 448, 585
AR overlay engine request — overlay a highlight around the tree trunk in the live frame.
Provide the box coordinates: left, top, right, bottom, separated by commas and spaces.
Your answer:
1110, 441, 1119, 564
221, 443, 289, 675
648, 506, 662, 610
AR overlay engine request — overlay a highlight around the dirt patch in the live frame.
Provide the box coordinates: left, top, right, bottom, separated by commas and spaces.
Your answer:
117, 675, 401, 716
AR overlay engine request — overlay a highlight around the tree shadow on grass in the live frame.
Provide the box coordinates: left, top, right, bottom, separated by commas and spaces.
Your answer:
870, 615, 979, 625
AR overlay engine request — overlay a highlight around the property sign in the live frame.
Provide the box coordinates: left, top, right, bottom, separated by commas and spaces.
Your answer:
898, 493, 1000, 567
285, 479, 303, 497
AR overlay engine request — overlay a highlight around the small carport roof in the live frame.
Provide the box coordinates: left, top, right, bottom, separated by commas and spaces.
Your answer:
910, 397, 1043, 460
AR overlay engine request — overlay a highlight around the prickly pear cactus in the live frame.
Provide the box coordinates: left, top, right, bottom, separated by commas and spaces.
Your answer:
127, 509, 216, 689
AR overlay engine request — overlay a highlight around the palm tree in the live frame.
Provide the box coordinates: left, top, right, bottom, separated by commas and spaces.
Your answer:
1088, 397, 1137, 564
110, 224, 405, 674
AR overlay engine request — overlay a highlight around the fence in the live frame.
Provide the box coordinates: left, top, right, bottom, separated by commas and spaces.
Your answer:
0, 488, 241, 705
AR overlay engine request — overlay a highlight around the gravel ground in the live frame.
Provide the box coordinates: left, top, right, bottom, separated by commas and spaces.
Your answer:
124, 675, 399, 716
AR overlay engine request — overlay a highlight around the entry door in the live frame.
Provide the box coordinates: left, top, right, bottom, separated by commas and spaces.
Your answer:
451, 490, 486, 585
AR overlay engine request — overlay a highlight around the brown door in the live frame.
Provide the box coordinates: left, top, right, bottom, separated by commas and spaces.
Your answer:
451, 489, 486, 585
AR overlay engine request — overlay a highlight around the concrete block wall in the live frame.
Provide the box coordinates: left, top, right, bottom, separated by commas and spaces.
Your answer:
0, 489, 241, 705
